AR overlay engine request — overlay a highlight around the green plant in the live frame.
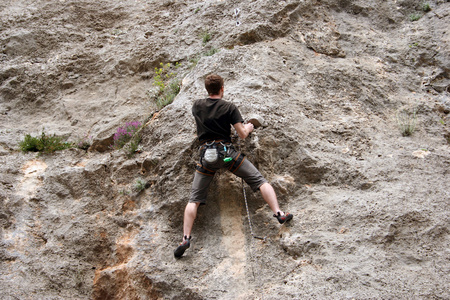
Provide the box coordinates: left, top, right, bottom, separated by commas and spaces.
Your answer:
194, 8, 200, 13
156, 79, 181, 109
201, 30, 212, 45
409, 13, 422, 21
153, 62, 177, 94
189, 55, 201, 69
111, 122, 141, 150
151, 62, 181, 109
133, 178, 147, 192
119, 189, 131, 196
422, 2, 431, 12
19, 131, 72, 153
396, 107, 418, 136
204, 47, 219, 57
124, 133, 142, 158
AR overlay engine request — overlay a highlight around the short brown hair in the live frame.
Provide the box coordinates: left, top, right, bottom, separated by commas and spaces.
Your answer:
204, 74, 224, 95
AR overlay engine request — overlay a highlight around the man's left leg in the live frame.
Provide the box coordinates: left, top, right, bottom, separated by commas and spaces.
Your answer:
259, 182, 293, 224
183, 202, 200, 239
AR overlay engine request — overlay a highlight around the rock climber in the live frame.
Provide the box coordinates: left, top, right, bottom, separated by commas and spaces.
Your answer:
174, 74, 293, 258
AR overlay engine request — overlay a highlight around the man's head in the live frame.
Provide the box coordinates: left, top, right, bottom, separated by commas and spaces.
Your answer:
205, 74, 224, 96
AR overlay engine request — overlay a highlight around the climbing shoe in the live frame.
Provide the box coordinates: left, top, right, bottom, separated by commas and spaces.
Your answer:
273, 212, 293, 224
174, 236, 191, 258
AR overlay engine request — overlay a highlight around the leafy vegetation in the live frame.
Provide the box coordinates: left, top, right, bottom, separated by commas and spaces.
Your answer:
422, 2, 431, 12
204, 47, 219, 57
110, 121, 143, 158
124, 133, 142, 158
409, 13, 422, 21
189, 55, 200, 68
151, 62, 181, 109
155, 79, 181, 109
19, 131, 72, 153
133, 178, 147, 192
153, 63, 177, 94
111, 121, 142, 149
201, 30, 212, 45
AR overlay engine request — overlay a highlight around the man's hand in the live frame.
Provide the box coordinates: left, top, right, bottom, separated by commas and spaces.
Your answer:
245, 122, 254, 134
233, 122, 254, 139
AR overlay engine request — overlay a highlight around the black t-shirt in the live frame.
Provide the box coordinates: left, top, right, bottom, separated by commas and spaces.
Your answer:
192, 98, 244, 142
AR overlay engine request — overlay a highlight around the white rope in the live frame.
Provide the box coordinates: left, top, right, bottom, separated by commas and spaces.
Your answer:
238, 137, 265, 299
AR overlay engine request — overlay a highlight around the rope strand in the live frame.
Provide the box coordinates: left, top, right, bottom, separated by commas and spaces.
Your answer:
238, 137, 265, 300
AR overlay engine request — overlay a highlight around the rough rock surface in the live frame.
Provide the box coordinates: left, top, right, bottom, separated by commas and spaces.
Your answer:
1, 0, 449, 299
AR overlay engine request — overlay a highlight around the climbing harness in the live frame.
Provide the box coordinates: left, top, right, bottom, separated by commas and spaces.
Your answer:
234, 8, 241, 26
203, 141, 234, 164
221, 142, 233, 162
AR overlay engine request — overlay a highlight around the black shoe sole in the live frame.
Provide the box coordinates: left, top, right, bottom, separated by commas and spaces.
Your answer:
174, 242, 190, 258
277, 213, 293, 224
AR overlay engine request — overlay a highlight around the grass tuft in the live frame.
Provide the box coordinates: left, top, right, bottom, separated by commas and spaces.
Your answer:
396, 107, 418, 136
19, 131, 72, 153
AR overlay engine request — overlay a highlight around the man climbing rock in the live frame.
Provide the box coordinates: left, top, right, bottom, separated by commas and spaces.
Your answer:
174, 74, 293, 258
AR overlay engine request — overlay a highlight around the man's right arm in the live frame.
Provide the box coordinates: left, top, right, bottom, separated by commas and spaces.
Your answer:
233, 122, 254, 139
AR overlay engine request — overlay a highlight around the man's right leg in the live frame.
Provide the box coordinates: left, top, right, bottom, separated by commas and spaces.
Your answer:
233, 158, 293, 224
174, 202, 200, 258
175, 167, 215, 258
259, 182, 281, 214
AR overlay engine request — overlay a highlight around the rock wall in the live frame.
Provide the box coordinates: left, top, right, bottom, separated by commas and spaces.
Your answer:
1, 0, 449, 299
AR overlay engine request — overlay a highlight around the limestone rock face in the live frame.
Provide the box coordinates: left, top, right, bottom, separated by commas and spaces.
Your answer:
1, 0, 449, 299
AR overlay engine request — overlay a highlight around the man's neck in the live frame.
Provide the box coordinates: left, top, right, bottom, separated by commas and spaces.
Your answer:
208, 95, 221, 99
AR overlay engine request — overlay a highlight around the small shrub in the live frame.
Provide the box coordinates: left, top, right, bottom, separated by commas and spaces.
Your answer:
201, 30, 212, 45
124, 133, 142, 158
396, 107, 418, 136
119, 189, 131, 196
20, 135, 41, 152
422, 3, 431, 12
151, 62, 181, 109
204, 47, 219, 57
19, 131, 72, 153
133, 178, 147, 192
156, 79, 181, 109
153, 62, 177, 94
409, 13, 422, 21
111, 121, 142, 149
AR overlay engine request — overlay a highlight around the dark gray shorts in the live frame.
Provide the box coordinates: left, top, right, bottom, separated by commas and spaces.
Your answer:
189, 143, 268, 205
